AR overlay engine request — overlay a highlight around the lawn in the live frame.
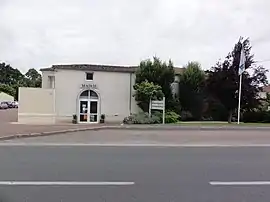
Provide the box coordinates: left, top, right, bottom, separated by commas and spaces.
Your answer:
176, 121, 270, 127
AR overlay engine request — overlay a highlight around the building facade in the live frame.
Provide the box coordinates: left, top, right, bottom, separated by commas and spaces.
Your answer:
18, 64, 183, 124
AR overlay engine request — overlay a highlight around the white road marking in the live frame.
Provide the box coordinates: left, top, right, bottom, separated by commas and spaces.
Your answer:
0, 181, 135, 186
210, 181, 270, 186
1, 143, 270, 147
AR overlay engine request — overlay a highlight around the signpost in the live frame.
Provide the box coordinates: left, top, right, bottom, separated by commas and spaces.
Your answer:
149, 97, 165, 124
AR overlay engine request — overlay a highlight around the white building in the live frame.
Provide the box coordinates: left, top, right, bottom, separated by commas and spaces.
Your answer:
0, 92, 14, 102
18, 64, 183, 124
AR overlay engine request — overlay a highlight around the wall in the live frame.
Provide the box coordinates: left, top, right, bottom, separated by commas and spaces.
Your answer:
53, 70, 139, 123
18, 87, 56, 124
0, 92, 14, 102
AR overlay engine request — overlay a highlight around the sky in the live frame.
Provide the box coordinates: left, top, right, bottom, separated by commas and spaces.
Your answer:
0, 0, 270, 74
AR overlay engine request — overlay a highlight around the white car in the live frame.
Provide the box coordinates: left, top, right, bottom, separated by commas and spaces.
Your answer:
0, 102, 8, 109
12, 101, 18, 108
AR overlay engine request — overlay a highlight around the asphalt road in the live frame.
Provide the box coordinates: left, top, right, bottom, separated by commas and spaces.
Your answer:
0, 145, 270, 201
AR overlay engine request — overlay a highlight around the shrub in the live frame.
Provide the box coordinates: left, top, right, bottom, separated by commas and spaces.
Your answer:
123, 112, 162, 124
180, 111, 194, 121
165, 111, 181, 123
242, 111, 270, 123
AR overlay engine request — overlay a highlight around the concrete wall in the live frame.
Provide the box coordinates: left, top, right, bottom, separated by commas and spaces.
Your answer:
53, 70, 139, 123
0, 92, 14, 102
18, 87, 56, 124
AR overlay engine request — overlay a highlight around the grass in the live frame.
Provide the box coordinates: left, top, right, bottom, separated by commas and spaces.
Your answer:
176, 121, 270, 127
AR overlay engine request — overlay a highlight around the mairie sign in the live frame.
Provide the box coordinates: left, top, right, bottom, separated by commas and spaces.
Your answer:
151, 100, 165, 110
81, 83, 97, 89
149, 97, 166, 124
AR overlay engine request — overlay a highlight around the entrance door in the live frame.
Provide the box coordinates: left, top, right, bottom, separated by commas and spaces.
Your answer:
79, 100, 89, 122
90, 100, 98, 123
78, 90, 99, 123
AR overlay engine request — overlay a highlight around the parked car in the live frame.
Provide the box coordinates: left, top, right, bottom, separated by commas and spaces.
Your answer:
0, 102, 8, 109
12, 101, 18, 108
6, 101, 13, 108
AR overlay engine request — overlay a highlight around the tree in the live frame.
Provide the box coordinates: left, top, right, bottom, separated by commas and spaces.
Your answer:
135, 57, 175, 111
179, 62, 205, 120
0, 62, 25, 85
25, 68, 42, 87
206, 37, 268, 123
0, 84, 16, 97
134, 81, 164, 112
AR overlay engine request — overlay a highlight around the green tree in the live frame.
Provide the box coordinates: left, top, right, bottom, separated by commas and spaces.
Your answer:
206, 37, 268, 123
135, 57, 175, 111
0, 84, 16, 97
179, 62, 205, 120
25, 68, 42, 87
133, 81, 164, 112
0, 62, 25, 85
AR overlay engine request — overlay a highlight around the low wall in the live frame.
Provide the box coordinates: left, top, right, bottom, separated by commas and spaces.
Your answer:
18, 87, 56, 124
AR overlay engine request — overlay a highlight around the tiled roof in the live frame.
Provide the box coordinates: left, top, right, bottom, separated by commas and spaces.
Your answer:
40, 64, 185, 74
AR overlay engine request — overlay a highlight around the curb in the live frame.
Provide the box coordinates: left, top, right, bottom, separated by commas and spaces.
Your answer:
1, 125, 270, 141
0, 126, 120, 141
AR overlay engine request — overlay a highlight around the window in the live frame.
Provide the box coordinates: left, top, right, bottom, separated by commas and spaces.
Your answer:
86, 72, 93, 81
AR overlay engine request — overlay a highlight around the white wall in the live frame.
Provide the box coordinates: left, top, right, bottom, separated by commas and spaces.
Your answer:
18, 87, 56, 124
53, 70, 138, 123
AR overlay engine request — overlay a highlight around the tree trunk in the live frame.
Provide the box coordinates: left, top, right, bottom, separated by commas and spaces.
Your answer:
228, 110, 233, 123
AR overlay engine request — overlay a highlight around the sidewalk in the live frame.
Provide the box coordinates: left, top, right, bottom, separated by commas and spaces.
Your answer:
0, 122, 112, 139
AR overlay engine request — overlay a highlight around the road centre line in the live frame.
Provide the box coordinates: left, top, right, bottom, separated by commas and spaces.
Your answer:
210, 181, 270, 186
0, 181, 135, 186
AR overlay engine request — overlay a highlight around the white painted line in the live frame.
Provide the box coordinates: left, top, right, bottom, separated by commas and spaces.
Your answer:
1, 143, 270, 147
210, 181, 270, 186
0, 181, 135, 186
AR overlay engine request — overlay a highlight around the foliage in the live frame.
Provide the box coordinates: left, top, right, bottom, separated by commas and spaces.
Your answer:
0, 84, 16, 97
165, 111, 180, 123
133, 81, 164, 112
123, 111, 180, 124
123, 112, 161, 124
0, 62, 25, 85
206, 37, 268, 123
179, 62, 205, 120
72, 114, 77, 124
25, 68, 42, 87
0, 62, 42, 100
134, 57, 175, 111
242, 110, 270, 123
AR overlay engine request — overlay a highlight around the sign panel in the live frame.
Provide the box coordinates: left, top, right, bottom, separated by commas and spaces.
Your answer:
149, 97, 166, 124
151, 100, 164, 110
81, 84, 97, 89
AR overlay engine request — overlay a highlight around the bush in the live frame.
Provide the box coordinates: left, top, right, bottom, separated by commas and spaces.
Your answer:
180, 111, 194, 121
242, 111, 270, 123
123, 112, 161, 124
123, 111, 180, 124
165, 111, 181, 123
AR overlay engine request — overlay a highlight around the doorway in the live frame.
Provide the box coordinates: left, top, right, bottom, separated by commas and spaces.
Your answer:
78, 90, 99, 123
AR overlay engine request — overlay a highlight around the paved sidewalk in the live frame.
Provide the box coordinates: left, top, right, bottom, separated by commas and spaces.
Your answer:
5, 129, 270, 146
0, 122, 109, 138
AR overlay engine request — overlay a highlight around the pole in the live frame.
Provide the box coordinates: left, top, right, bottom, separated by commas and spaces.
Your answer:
237, 73, 242, 124
162, 97, 165, 124
149, 98, 151, 118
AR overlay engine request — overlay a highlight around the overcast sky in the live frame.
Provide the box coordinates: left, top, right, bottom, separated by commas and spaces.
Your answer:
1, 0, 270, 73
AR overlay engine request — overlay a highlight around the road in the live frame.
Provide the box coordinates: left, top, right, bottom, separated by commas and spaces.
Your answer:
0, 143, 270, 201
